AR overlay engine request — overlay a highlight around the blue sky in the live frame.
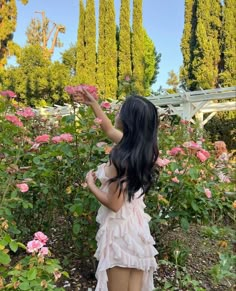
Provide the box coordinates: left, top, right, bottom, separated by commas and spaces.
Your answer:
13, 0, 184, 90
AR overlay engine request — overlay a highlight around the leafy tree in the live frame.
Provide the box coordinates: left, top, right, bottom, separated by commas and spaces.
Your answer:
219, 0, 236, 86
191, 0, 221, 89
2, 45, 70, 106
118, 0, 132, 83
180, 0, 197, 89
0, 0, 19, 66
97, 0, 106, 96
84, 0, 96, 85
181, 0, 222, 90
76, 0, 86, 83
104, 0, 117, 98
143, 30, 161, 95
62, 45, 77, 77
132, 0, 145, 95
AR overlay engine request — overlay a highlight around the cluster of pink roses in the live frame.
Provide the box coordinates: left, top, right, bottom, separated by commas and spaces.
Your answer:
34, 133, 73, 144
167, 141, 210, 163
26, 231, 49, 257
65, 84, 98, 100
16, 107, 35, 118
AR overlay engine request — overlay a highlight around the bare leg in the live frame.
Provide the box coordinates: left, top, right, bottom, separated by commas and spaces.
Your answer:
128, 269, 144, 291
107, 267, 130, 291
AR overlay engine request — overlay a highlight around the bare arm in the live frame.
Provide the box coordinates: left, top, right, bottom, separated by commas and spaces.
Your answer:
73, 89, 123, 144
86, 169, 124, 212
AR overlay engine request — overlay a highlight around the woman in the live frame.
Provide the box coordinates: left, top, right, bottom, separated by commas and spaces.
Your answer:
74, 89, 159, 291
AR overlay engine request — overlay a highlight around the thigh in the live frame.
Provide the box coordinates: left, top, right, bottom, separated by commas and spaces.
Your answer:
107, 266, 130, 291
128, 268, 144, 291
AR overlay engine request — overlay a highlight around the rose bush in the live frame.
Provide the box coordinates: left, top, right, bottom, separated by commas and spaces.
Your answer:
0, 89, 235, 280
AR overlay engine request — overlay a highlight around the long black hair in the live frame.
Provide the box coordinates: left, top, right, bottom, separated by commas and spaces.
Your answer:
109, 95, 159, 201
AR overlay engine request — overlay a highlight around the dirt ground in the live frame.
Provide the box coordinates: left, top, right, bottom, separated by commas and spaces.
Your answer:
55, 223, 235, 291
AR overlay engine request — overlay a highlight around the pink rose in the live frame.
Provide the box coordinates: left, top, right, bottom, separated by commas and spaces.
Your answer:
60, 133, 73, 143
27, 240, 44, 253
124, 75, 131, 82
5, 115, 23, 127
65, 85, 98, 100
39, 247, 49, 257
101, 101, 111, 109
183, 141, 201, 150
35, 134, 50, 144
16, 183, 29, 193
196, 151, 207, 162
34, 231, 48, 244
204, 188, 212, 199
94, 118, 102, 124
16, 107, 35, 118
169, 147, 184, 156
199, 149, 210, 159
156, 158, 171, 167
52, 136, 62, 144
0, 90, 17, 98
171, 177, 180, 183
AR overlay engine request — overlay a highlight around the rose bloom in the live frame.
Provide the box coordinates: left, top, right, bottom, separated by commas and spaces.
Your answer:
39, 247, 49, 257
34, 231, 48, 244
94, 117, 102, 124
101, 101, 111, 109
35, 134, 50, 144
0, 90, 17, 98
156, 158, 171, 167
196, 151, 208, 162
60, 133, 73, 142
183, 141, 201, 150
5, 115, 23, 127
27, 240, 44, 253
16, 107, 35, 118
171, 177, 180, 183
169, 147, 184, 156
204, 188, 212, 199
16, 183, 29, 193
52, 136, 62, 143
199, 149, 210, 159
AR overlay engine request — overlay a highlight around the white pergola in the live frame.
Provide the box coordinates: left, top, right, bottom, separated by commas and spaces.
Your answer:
147, 86, 236, 126
34, 86, 236, 127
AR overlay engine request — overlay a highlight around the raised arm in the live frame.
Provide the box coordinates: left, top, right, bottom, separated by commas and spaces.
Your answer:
73, 89, 123, 144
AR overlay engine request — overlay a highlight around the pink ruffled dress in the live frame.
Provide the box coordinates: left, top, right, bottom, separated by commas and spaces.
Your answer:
94, 163, 158, 291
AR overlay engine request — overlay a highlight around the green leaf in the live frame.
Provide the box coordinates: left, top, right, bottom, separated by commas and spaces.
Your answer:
191, 200, 199, 212
33, 157, 41, 165
9, 240, 18, 252
180, 217, 189, 231
189, 168, 199, 179
72, 223, 81, 235
0, 251, 11, 265
19, 281, 30, 290
27, 268, 37, 280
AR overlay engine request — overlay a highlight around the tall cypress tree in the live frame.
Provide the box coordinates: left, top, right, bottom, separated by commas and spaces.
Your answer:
132, 0, 145, 95
191, 0, 221, 89
97, 0, 106, 96
0, 0, 17, 67
118, 0, 132, 83
180, 0, 197, 89
84, 0, 96, 85
104, 0, 117, 98
76, 0, 86, 83
220, 0, 236, 86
